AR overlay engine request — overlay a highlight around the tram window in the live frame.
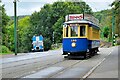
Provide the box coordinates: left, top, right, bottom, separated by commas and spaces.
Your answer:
80, 26, 86, 36
66, 27, 68, 37
70, 25, 78, 37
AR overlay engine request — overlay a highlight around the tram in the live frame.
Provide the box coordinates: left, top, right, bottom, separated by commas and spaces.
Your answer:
32, 35, 44, 52
62, 14, 100, 58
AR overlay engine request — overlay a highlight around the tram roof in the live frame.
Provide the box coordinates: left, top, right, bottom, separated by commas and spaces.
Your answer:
64, 20, 100, 29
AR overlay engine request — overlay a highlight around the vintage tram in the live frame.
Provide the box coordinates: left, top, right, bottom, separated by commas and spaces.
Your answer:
62, 14, 100, 58
32, 35, 44, 52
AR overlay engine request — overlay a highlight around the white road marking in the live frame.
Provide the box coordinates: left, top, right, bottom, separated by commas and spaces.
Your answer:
81, 48, 114, 80
82, 58, 106, 79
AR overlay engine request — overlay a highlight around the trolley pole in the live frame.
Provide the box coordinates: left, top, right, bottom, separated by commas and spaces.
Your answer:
13, 0, 17, 55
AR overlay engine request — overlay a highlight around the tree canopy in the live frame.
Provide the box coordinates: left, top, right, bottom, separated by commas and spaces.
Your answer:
1, 4, 10, 47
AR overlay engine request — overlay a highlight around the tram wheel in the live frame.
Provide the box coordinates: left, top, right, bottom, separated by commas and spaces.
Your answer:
90, 50, 94, 56
88, 52, 91, 58
93, 50, 96, 56
94, 49, 98, 54
83, 53, 87, 59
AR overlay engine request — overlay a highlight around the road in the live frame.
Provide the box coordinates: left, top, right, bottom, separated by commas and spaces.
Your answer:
87, 46, 119, 79
1, 46, 119, 80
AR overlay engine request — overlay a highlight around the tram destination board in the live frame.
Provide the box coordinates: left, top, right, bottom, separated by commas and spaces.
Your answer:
65, 14, 99, 26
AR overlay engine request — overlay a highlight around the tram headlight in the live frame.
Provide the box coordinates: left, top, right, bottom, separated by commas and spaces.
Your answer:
71, 42, 76, 47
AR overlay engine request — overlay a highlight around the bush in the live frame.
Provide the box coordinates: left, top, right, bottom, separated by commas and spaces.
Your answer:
43, 38, 52, 51
102, 26, 110, 38
116, 38, 120, 45
51, 43, 62, 50
1, 45, 12, 54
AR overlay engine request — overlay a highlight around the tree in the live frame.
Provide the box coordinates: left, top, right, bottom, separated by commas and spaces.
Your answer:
0, 4, 10, 49
5, 22, 14, 51
1, 5, 10, 33
94, 9, 113, 41
52, 17, 64, 43
5, 16, 31, 52
30, 4, 53, 51
103, 26, 110, 38
17, 16, 31, 52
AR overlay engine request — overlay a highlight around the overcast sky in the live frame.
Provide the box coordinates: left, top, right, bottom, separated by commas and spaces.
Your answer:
1, 0, 115, 16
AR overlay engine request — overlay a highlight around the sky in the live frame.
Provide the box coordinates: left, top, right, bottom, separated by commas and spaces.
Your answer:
1, 0, 115, 16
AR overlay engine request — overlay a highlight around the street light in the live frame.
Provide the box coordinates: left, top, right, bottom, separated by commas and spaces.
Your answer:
112, 8, 115, 46
13, 0, 18, 55
111, 4, 119, 46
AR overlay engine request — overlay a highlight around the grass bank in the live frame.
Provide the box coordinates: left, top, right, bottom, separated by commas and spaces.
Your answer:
51, 43, 62, 50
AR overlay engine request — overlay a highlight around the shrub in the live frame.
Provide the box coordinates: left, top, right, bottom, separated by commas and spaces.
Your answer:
1, 45, 12, 54
116, 38, 120, 45
43, 38, 52, 51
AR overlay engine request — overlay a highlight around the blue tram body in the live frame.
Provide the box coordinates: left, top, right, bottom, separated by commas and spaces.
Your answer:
63, 38, 88, 53
62, 14, 100, 58
63, 39, 100, 53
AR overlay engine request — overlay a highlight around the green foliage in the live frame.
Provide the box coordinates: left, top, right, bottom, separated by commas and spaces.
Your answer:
51, 43, 62, 50
102, 26, 110, 38
17, 16, 31, 52
0, 4, 12, 54
4, 16, 31, 53
52, 17, 64, 43
94, 0, 120, 42
1, 5, 10, 46
116, 38, 120, 45
44, 37, 52, 51
1, 45, 13, 54
94, 9, 112, 42
29, 4, 53, 51
1, 5, 10, 33
4, 21, 14, 51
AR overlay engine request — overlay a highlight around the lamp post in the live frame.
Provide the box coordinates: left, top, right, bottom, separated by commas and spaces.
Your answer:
13, 0, 17, 55
112, 7, 116, 46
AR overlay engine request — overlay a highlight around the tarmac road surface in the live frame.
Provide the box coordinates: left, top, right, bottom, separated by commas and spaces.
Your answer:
87, 46, 119, 79
1, 46, 119, 79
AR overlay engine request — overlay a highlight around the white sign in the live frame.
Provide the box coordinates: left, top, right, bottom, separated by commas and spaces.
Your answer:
66, 14, 83, 21
65, 14, 99, 26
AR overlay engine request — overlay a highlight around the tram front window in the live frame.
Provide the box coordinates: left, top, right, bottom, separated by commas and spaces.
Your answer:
80, 26, 86, 36
70, 25, 78, 37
